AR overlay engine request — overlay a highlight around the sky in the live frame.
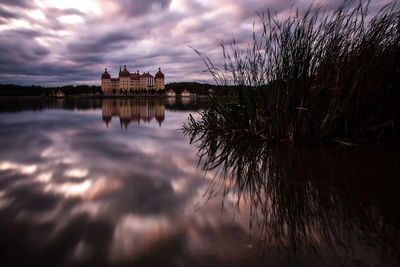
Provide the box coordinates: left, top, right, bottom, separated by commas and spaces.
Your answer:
0, 0, 392, 86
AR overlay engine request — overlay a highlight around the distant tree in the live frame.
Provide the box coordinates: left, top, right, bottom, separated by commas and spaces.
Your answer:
0, 84, 101, 97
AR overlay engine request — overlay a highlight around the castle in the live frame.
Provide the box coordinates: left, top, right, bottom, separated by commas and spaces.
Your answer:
101, 65, 165, 93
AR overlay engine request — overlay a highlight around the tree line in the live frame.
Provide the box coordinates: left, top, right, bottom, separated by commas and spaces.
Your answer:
165, 82, 232, 95
0, 82, 234, 97
0, 84, 101, 96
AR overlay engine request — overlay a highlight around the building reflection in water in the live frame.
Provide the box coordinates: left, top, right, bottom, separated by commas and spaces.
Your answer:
181, 96, 191, 106
102, 99, 165, 129
166, 97, 176, 106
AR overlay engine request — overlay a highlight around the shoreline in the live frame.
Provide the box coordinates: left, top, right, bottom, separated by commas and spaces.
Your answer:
0, 94, 208, 100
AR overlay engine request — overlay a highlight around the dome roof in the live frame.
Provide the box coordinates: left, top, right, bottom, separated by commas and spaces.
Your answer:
101, 68, 111, 79
155, 68, 164, 79
119, 65, 130, 77
120, 70, 130, 77
130, 72, 140, 80
141, 72, 153, 78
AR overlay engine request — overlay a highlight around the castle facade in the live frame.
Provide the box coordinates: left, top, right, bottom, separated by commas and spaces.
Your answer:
101, 65, 165, 93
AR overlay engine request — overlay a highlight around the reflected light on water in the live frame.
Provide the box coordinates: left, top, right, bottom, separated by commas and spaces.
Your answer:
44, 180, 92, 197
0, 98, 398, 266
36, 172, 53, 182
64, 168, 88, 178
110, 215, 170, 261
0, 161, 38, 175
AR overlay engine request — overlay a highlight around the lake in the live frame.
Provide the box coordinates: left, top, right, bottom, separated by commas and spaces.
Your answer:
0, 98, 398, 266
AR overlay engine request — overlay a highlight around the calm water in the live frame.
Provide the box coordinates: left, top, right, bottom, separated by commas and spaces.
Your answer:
0, 98, 398, 267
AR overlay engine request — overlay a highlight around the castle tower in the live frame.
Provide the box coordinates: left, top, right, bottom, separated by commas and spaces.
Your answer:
119, 65, 131, 92
101, 68, 111, 92
130, 70, 140, 91
155, 67, 165, 91
140, 72, 155, 91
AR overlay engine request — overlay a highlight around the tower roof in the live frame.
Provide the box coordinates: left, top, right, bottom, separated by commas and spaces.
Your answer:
119, 65, 130, 77
130, 73, 140, 80
141, 72, 154, 78
155, 67, 164, 79
101, 68, 111, 79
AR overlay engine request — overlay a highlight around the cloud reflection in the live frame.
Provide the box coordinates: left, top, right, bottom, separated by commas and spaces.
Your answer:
1, 99, 398, 266
0, 99, 257, 266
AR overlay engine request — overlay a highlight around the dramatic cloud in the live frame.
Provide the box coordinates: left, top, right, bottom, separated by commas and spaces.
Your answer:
0, 0, 393, 86
115, 0, 172, 16
0, 103, 255, 265
0, 0, 33, 8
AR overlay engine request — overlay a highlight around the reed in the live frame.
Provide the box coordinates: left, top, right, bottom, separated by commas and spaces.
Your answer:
182, 131, 400, 256
185, 0, 400, 144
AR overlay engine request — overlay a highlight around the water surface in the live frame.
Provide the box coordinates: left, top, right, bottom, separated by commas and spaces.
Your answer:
0, 98, 398, 266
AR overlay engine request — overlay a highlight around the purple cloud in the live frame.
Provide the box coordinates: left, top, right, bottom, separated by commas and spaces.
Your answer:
0, 0, 394, 86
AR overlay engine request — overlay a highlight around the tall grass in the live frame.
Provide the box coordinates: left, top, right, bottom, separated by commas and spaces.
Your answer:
186, 0, 400, 144
183, 132, 400, 257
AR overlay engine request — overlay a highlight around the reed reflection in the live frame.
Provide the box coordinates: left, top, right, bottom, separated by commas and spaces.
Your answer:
184, 128, 400, 263
101, 99, 165, 128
